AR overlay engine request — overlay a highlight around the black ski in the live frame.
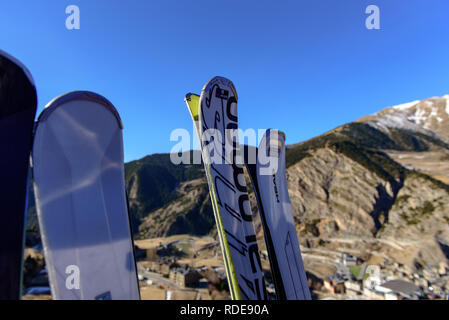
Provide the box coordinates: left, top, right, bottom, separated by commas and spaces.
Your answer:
0, 50, 37, 300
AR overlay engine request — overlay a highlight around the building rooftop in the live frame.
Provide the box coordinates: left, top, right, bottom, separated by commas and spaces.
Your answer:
379, 280, 420, 295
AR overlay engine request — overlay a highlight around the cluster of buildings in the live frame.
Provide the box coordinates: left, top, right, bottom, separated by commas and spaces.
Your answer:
138, 241, 228, 294
141, 258, 209, 288
139, 241, 449, 300
322, 252, 449, 300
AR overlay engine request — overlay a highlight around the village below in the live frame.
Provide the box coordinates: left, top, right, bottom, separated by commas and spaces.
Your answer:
21, 232, 448, 300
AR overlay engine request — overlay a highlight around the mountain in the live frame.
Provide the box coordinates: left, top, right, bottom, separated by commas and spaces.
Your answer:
357, 96, 449, 184
123, 94, 449, 274
284, 95, 449, 274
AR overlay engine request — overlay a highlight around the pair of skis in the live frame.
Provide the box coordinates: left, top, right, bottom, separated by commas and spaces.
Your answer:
185, 78, 266, 300
184, 76, 310, 300
0, 50, 139, 300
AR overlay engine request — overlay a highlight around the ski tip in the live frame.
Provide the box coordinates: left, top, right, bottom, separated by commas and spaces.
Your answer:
185, 92, 200, 102
38, 91, 124, 129
260, 129, 286, 159
201, 76, 237, 100
0, 49, 35, 87
266, 129, 286, 142
0, 49, 37, 119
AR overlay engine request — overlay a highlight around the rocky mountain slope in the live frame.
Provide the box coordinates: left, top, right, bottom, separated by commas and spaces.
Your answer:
123, 151, 209, 235
136, 178, 214, 239
285, 95, 449, 271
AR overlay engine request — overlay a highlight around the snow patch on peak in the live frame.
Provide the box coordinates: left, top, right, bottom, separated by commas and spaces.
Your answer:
391, 100, 420, 111
368, 113, 426, 133
408, 106, 427, 126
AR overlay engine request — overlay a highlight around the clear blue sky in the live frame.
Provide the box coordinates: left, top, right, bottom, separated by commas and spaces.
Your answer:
1, 0, 449, 162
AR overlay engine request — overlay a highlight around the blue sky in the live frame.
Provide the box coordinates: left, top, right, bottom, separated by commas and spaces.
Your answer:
1, 0, 449, 161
